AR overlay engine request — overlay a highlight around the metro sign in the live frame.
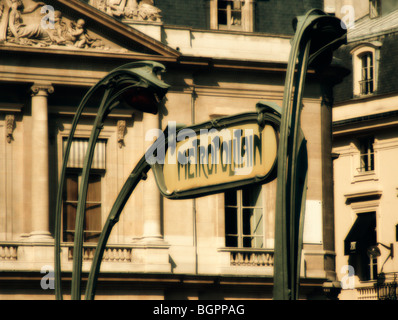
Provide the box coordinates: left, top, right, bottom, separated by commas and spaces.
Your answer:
147, 104, 281, 199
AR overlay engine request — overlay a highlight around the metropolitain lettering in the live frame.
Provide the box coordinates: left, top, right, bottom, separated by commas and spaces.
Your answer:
176, 128, 261, 181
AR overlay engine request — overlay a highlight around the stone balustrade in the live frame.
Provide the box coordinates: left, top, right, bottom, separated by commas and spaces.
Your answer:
357, 274, 398, 300
67, 245, 132, 262
0, 244, 18, 261
216, 247, 274, 276
0, 241, 170, 273
1, 242, 276, 275
229, 248, 274, 267
357, 286, 378, 300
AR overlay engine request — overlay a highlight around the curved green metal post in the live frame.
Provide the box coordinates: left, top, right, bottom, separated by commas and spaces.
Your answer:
83, 157, 150, 300
273, 10, 347, 300
83, 156, 150, 300
84, 128, 170, 300
54, 72, 111, 300
54, 61, 169, 300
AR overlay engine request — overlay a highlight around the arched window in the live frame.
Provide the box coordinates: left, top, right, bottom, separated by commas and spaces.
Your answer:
350, 42, 381, 97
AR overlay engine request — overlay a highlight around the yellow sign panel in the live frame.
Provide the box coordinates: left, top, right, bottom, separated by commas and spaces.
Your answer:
149, 112, 279, 199
163, 124, 277, 194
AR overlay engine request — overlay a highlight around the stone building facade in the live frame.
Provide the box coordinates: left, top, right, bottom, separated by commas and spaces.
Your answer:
0, 0, 343, 299
330, 0, 398, 300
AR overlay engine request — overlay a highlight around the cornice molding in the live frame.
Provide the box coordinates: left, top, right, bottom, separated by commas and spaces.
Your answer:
344, 190, 382, 204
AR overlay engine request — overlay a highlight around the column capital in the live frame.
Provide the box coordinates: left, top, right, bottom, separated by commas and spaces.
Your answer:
31, 82, 54, 97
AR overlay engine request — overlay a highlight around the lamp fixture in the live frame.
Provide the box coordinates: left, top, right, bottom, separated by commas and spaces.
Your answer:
367, 242, 394, 274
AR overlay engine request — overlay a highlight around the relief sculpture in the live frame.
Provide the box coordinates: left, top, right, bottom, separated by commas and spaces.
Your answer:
0, 0, 107, 49
0, 0, 48, 45
89, 0, 162, 22
49, 13, 103, 48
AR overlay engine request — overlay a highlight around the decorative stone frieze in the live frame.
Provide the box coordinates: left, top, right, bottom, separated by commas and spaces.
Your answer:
0, 0, 108, 50
89, 0, 162, 22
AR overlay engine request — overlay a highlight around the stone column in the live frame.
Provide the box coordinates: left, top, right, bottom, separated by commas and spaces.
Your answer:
29, 82, 54, 241
142, 112, 163, 243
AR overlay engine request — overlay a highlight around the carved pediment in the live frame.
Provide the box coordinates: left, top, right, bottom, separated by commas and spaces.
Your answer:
0, 0, 179, 58
0, 0, 117, 51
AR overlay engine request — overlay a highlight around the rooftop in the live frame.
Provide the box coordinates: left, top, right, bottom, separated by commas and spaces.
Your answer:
348, 10, 398, 42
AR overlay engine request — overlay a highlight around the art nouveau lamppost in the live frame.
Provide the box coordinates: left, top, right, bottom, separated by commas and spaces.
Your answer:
273, 10, 347, 300
54, 9, 348, 301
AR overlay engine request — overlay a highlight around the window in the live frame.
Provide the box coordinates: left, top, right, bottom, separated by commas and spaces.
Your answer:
225, 185, 264, 248
369, 0, 381, 19
350, 43, 380, 97
218, 0, 242, 30
62, 138, 106, 243
358, 136, 375, 173
210, 0, 254, 32
63, 173, 102, 243
360, 53, 374, 95
344, 212, 377, 281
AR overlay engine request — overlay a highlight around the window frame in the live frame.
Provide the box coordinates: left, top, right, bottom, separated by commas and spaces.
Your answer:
210, 0, 254, 32
350, 135, 378, 184
351, 43, 381, 97
224, 185, 265, 249
58, 135, 108, 244
217, 0, 243, 31
369, 0, 381, 19
359, 52, 374, 95
357, 136, 375, 173
63, 170, 104, 243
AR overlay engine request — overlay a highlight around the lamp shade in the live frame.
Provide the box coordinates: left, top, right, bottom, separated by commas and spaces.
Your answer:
367, 245, 381, 258
292, 10, 347, 71
122, 87, 160, 114
113, 61, 170, 115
